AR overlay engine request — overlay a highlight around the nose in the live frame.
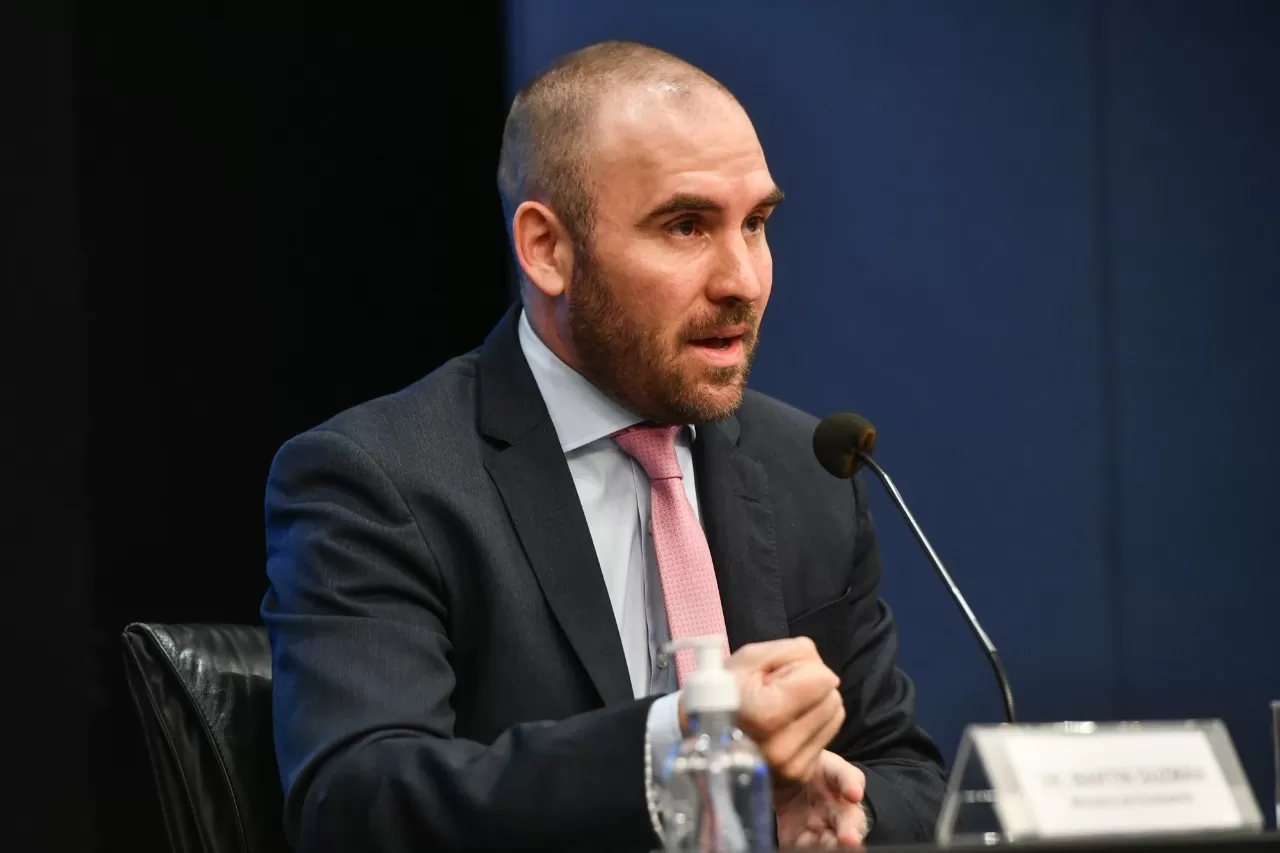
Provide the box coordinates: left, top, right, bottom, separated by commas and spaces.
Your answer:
707, 232, 765, 305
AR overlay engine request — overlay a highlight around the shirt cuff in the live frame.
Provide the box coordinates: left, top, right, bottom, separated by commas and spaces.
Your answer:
646, 690, 683, 765
644, 691, 683, 843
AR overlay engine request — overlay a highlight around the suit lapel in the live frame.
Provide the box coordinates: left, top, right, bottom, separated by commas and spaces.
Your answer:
477, 308, 634, 707
694, 416, 789, 650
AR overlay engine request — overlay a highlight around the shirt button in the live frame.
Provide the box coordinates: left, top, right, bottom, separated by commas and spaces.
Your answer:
656, 652, 670, 669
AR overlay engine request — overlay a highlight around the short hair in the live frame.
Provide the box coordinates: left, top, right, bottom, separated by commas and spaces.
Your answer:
496, 41, 732, 254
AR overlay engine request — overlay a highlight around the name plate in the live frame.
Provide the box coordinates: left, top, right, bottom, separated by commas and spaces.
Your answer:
940, 720, 1264, 843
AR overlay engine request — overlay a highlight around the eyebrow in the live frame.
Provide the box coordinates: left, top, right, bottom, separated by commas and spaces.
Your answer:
640, 185, 786, 223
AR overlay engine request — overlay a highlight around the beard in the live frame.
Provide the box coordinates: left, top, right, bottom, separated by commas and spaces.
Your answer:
566, 245, 760, 425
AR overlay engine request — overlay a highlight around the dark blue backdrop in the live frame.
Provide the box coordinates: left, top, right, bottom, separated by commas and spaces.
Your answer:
506, 0, 1280, 819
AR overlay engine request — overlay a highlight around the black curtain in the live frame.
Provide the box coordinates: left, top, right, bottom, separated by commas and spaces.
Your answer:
5, 4, 511, 849
3, 1, 91, 850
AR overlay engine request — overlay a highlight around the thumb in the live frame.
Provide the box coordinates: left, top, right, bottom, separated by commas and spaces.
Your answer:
731, 636, 820, 674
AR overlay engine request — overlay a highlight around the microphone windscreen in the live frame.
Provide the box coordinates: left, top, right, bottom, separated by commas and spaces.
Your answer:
813, 412, 878, 479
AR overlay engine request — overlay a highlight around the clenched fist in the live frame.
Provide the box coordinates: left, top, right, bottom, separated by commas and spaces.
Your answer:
679, 636, 845, 788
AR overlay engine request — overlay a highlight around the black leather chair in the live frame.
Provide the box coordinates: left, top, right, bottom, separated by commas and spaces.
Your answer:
121, 622, 290, 853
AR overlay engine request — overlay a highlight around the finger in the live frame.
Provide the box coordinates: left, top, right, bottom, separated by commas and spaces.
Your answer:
795, 830, 819, 848
819, 828, 838, 848
785, 691, 847, 781
743, 661, 840, 742
762, 691, 844, 778
752, 676, 844, 758
765, 689, 845, 784
835, 800, 868, 847
763, 659, 840, 709
822, 752, 866, 802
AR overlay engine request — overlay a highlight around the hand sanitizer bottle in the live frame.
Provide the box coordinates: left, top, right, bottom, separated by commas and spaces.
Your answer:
655, 636, 773, 853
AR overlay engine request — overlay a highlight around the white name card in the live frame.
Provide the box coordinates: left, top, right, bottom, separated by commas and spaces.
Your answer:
1005, 728, 1240, 834
963, 721, 1264, 841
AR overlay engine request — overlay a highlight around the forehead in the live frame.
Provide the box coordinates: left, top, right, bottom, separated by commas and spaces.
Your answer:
588, 84, 775, 216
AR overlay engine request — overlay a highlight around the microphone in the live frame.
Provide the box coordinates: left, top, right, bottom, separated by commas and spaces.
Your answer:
813, 413, 1017, 724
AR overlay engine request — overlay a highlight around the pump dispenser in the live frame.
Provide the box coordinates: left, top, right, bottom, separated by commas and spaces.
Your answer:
654, 637, 773, 853
671, 636, 738, 714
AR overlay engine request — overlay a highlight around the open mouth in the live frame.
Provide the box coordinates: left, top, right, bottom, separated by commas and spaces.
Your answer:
693, 336, 739, 350
687, 327, 749, 366
690, 324, 749, 348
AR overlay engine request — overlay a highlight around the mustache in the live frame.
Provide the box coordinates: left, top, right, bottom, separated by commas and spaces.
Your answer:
680, 303, 760, 340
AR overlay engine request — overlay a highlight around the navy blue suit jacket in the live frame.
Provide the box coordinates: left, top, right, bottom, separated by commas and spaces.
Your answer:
263, 306, 946, 852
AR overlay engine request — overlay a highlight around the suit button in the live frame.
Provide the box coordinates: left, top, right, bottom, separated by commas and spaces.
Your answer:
656, 652, 670, 669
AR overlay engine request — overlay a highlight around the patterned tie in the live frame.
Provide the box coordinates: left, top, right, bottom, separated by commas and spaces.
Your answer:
613, 424, 729, 685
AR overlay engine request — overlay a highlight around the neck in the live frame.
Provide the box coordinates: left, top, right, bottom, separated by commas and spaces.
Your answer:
524, 298, 582, 373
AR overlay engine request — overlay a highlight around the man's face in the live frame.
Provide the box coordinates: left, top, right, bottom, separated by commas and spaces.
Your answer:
563, 85, 780, 425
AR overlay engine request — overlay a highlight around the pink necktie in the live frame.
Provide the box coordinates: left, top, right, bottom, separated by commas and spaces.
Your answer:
613, 424, 729, 685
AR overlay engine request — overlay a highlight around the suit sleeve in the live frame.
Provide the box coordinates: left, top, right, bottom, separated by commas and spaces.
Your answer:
262, 428, 659, 853
827, 471, 949, 843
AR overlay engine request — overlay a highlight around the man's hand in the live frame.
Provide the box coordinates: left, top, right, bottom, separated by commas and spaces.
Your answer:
679, 637, 845, 788
775, 750, 868, 849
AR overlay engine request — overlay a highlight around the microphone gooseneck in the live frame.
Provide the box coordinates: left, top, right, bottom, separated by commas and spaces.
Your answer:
813, 413, 1017, 725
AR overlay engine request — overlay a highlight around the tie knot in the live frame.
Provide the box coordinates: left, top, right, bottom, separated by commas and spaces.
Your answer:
613, 424, 683, 480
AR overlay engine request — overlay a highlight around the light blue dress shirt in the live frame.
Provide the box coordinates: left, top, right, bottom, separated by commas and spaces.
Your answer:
517, 310, 687, 755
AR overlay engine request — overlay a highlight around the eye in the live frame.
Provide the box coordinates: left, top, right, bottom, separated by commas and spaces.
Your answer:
668, 219, 701, 238
744, 214, 767, 235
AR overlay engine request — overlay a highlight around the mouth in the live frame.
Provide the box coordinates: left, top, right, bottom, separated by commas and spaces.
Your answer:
688, 326, 749, 366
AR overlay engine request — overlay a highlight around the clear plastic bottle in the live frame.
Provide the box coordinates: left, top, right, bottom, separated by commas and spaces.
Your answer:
655, 637, 773, 853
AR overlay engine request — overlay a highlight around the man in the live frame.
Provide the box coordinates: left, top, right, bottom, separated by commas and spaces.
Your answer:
264, 41, 946, 852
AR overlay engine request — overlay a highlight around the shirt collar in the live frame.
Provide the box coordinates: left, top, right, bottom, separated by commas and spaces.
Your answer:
518, 309, 646, 453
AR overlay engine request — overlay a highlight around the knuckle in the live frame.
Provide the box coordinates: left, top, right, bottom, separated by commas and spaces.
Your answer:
810, 672, 838, 702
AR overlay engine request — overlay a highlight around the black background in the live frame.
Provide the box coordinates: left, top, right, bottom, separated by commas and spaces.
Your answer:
5, 3, 511, 848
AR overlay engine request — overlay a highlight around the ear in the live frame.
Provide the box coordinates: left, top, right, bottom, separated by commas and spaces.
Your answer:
511, 200, 573, 298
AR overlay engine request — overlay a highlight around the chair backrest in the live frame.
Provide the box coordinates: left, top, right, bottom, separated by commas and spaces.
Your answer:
121, 622, 289, 853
